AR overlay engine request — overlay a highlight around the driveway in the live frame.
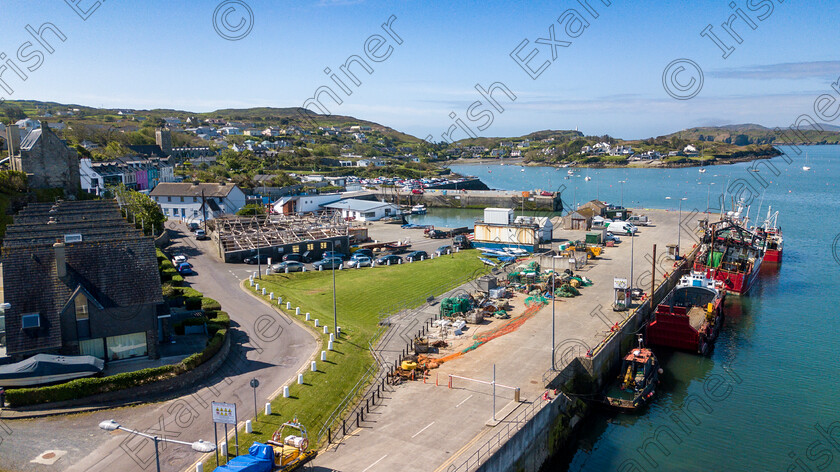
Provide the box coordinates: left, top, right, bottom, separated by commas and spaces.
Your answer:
0, 223, 318, 472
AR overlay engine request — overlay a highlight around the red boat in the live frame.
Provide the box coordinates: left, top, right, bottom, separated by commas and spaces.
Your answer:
694, 216, 765, 296
647, 271, 725, 355
759, 207, 783, 263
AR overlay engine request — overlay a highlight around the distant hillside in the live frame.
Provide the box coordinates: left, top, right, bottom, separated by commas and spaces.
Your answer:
452, 129, 584, 148
663, 123, 840, 145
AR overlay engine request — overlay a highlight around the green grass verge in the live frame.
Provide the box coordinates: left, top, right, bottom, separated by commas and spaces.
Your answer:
203, 250, 487, 469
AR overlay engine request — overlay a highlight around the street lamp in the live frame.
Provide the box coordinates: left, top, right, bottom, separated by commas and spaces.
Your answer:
328, 239, 338, 336
551, 254, 563, 371
256, 216, 263, 280
99, 420, 215, 472
665, 196, 688, 257
618, 180, 627, 208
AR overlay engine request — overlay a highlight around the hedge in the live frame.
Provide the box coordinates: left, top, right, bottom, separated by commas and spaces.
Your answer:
201, 297, 221, 312
171, 274, 184, 285
6, 329, 230, 407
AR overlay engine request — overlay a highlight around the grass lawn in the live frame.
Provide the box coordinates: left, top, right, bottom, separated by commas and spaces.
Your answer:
203, 249, 487, 469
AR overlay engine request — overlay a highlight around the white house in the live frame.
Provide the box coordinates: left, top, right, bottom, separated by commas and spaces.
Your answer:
150, 182, 247, 222
15, 118, 41, 131
219, 126, 242, 136
272, 194, 343, 215
323, 199, 401, 222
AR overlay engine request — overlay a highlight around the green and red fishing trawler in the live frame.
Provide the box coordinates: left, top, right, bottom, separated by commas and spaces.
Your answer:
694, 209, 766, 296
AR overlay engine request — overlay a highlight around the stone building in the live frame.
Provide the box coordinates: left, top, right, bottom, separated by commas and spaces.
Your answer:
5, 123, 80, 191
155, 128, 172, 155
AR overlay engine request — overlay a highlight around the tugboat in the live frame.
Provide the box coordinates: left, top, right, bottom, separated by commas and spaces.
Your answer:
647, 271, 725, 355
603, 335, 660, 412
694, 203, 766, 295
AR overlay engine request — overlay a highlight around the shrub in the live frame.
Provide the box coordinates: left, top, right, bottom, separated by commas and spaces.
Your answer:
171, 274, 184, 286
161, 283, 181, 299
201, 297, 221, 312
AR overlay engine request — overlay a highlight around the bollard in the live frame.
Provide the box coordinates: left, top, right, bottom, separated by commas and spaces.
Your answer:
311, 361, 317, 372
314, 319, 320, 327
328, 340, 334, 351
197, 463, 204, 472
338, 264, 343, 270
246, 420, 253, 434
421, 256, 424, 261
398, 258, 402, 264
337, 326, 341, 335
255, 283, 259, 291
265, 403, 272, 415
321, 351, 327, 361
261, 288, 266, 295
220, 442, 227, 457
409, 258, 412, 263
328, 428, 332, 444
305, 313, 311, 321
285, 267, 289, 274
515, 387, 521, 402
302, 266, 305, 272
286, 302, 291, 309
283, 386, 290, 398
298, 373, 304, 384
295, 307, 300, 315
269, 292, 274, 300
329, 333, 335, 342
278, 298, 282, 305
387, 260, 391, 266
249, 279, 254, 286
319, 265, 323, 271
323, 326, 329, 334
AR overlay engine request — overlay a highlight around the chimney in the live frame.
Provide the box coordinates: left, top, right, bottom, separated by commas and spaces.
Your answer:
54, 241, 66, 277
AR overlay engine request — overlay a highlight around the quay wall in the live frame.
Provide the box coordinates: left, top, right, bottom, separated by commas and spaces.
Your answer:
474, 248, 697, 472
375, 190, 563, 211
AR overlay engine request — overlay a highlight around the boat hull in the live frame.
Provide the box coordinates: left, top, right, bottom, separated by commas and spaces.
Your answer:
647, 284, 725, 355
764, 248, 782, 263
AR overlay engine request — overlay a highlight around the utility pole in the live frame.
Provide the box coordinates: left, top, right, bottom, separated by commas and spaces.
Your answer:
201, 189, 208, 233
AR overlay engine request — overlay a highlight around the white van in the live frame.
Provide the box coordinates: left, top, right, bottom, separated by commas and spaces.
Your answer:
607, 221, 637, 235
627, 215, 649, 226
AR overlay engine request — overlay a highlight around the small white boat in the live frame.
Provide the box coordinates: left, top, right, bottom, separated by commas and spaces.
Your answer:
803, 152, 811, 171
502, 247, 529, 256
479, 257, 497, 267
411, 204, 427, 214
567, 169, 575, 175
520, 168, 525, 172
585, 176, 592, 181
698, 168, 706, 173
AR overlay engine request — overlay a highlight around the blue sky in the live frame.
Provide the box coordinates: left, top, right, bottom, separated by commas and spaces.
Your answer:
1, 0, 838, 140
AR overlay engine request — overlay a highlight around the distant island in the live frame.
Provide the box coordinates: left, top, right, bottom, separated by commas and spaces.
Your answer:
1, 101, 836, 187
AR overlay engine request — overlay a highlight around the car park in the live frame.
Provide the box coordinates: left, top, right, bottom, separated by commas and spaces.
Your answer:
313, 257, 343, 270
347, 256, 372, 268
436, 245, 453, 256
405, 251, 428, 261
244, 254, 270, 265
375, 254, 402, 265
271, 261, 304, 272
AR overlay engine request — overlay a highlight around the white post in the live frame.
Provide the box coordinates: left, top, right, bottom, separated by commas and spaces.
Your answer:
269, 292, 274, 300
245, 420, 253, 434
314, 319, 320, 327
295, 307, 300, 315
249, 279, 254, 286
387, 260, 391, 266
265, 403, 271, 415
319, 265, 323, 271
283, 386, 290, 398
421, 256, 425, 261
286, 302, 291, 309
255, 283, 259, 291
261, 288, 266, 295
399, 258, 402, 264
328, 340, 334, 351
305, 313, 310, 321
196, 463, 204, 472
285, 267, 289, 273
329, 333, 335, 342
321, 351, 327, 361
311, 361, 317, 372
301, 266, 306, 272
323, 326, 329, 334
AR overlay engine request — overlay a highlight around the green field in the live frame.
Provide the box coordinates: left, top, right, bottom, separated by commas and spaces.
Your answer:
203, 250, 487, 468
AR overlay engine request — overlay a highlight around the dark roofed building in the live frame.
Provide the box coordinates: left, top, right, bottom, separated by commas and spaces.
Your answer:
150, 182, 247, 222
6, 123, 80, 191
1, 200, 164, 361
127, 144, 169, 158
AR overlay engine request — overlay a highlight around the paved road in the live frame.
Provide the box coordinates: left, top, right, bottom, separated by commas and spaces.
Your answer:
0, 223, 318, 472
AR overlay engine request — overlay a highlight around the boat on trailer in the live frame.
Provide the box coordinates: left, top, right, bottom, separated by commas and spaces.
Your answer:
647, 271, 725, 355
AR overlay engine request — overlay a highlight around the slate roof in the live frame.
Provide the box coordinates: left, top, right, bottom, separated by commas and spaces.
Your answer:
150, 182, 238, 198
127, 144, 168, 158
19, 129, 42, 151
2, 200, 163, 356
322, 199, 398, 212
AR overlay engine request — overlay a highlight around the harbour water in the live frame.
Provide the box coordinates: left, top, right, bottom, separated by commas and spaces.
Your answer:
434, 147, 840, 471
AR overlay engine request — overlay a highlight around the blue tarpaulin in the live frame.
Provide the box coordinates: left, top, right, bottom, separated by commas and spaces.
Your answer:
212, 443, 273, 472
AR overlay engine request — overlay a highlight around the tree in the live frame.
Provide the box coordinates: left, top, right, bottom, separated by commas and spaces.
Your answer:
114, 184, 165, 235
1, 104, 26, 122
236, 204, 265, 216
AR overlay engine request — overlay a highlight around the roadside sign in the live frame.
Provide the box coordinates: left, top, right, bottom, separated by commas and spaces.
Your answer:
211, 402, 237, 425
613, 277, 628, 289
250, 378, 259, 389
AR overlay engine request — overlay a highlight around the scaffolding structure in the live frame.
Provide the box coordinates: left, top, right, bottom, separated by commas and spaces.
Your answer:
216, 211, 350, 254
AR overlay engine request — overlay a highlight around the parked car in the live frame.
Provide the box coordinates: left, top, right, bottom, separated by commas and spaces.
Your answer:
176, 262, 194, 275
313, 257, 343, 270
244, 254, 270, 265
195, 229, 209, 240
172, 254, 187, 264
271, 261, 304, 272
627, 215, 650, 226
187, 222, 199, 232
301, 250, 318, 263
436, 245, 453, 256
282, 253, 303, 263
405, 251, 428, 262
453, 235, 471, 249
351, 248, 374, 259
605, 232, 622, 243
607, 221, 637, 235
322, 250, 348, 260
347, 256, 372, 268
411, 189, 424, 195
375, 254, 402, 265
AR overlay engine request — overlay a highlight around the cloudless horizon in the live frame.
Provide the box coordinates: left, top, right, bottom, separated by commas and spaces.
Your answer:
1, 0, 838, 140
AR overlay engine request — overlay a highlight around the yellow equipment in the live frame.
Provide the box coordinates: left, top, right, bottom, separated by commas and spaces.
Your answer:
587, 246, 602, 258
401, 360, 418, 371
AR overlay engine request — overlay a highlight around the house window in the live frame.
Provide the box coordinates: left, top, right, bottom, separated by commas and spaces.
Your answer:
193, 197, 198, 202
180, 196, 184, 202
292, 245, 299, 253
168, 196, 172, 202
320, 242, 327, 249
193, 210, 199, 217
75, 293, 89, 320
307, 243, 314, 250
80, 338, 105, 359
21, 313, 40, 329
106, 332, 147, 361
